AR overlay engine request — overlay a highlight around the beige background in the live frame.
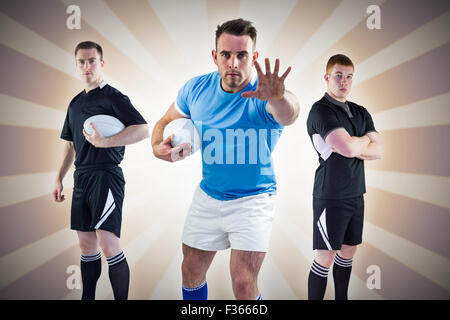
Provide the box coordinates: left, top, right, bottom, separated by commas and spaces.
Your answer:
0, 0, 449, 299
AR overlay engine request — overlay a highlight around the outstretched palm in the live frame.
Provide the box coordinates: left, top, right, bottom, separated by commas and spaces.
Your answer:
242, 58, 291, 101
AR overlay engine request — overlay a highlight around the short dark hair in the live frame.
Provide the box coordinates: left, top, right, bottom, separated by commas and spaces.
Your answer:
215, 18, 257, 50
74, 41, 103, 60
326, 54, 354, 74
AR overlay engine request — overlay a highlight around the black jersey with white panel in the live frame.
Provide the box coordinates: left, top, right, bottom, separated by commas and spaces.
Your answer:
61, 82, 147, 169
306, 93, 377, 199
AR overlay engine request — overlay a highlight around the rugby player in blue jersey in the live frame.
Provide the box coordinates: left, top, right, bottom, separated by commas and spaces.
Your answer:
152, 19, 299, 300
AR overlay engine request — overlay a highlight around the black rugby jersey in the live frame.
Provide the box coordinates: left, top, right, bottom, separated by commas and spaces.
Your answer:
306, 93, 377, 199
61, 82, 147, 169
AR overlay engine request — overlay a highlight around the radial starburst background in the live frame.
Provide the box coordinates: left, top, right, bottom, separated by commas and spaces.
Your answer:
0, 0, 449, 300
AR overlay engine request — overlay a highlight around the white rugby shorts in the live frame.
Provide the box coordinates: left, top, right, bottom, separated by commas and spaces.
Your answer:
182, 185, 276, 252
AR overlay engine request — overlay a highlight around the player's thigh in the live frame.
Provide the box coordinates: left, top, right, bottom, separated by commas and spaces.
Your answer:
182, 243, 216, 273
226, 193, 276, 253
77, 231, 99, 255
342, 196, 364, 247
96, 229, 121, 257
229, 249, 266, 281
182, 186, 229, 251
313, 197, 353, 251
338, 244, 357, 260
88, 170, 125, 239
314, 249, 337, 268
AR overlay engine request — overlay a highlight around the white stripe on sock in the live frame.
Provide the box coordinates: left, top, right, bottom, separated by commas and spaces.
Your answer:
182, 280, 207, 291
81, 252, 101, 262
107, 252, 125, 266
334, 254, 353, 267
311, 261, 329, 278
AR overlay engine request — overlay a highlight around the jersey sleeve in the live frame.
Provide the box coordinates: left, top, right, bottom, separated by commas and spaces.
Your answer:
309, 104, 343, 140
60, 110, 73, 141
175, 77, 200, 118
255, 99, 283, 129
362, 107, 377, 135
111, 93, 147, 127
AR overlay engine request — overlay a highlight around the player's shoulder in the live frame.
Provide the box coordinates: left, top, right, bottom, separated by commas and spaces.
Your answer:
102, 84, 132, 104
311, 96, 329, 108
309, 96, 334, 115
347, 99, 369, 114
102, 83, 123, 97
68, 90, 85, 108
183, 71, 218, 92
347, 99, 365, 110
307, 97, 339, 128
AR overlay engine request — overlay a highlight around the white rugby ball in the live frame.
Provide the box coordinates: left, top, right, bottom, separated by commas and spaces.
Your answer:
163, 118, 201, 154
83, 114, 125, 137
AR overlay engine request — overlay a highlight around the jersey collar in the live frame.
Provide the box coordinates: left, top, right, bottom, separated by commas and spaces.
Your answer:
84, 80, 108, 95
99, 80, 107, 89
324, 92, 353, 118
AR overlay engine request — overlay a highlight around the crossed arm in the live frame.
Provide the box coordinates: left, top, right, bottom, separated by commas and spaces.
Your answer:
325, 128, 383, 160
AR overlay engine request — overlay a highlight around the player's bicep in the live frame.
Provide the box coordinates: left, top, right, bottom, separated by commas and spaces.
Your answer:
162, 102, 189, 123
325, 128, 353, 155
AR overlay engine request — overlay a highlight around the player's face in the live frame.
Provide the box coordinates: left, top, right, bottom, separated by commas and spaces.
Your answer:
325, 64, 354, 102
76, 48, 104, 86
212, 33, 258, 93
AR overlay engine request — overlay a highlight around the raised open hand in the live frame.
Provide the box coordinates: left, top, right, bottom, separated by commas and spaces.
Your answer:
241, 58, 291, 101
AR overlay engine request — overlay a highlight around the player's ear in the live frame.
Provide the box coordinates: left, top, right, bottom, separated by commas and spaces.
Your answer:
100, 60, 105, 67
324, 73, 329, 82
252, 51, 259, 65
212, 50, 218, 66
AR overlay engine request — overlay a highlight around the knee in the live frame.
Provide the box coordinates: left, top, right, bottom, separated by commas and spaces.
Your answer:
182, 259, 206, 288
79, 238, 98, 255
181, 260, 192, 279
232, 275, 254, 300
315, 251, 336, 268
98, 238, 119, 258
182, 259, 200, 280
339, 246, 357, 259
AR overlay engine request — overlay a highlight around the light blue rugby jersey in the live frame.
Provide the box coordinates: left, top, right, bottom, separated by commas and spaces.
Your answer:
175, 71, 283, 200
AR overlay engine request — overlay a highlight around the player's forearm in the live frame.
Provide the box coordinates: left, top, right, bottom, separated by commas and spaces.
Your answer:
332, 135, 370, 158
56, 143, 75, 182
151, 118, 169, 149
357, 141, 383, 160
268, 91, 300, 126
105, 124, 150, 148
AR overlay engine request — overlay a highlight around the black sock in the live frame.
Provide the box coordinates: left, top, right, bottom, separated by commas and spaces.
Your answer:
333, 254, 353, 300
308, 260, 329, 300
80, 252, 102, 300
107, 251, 130, 300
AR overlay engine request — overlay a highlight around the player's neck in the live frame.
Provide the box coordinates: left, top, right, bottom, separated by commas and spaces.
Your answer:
326, 90, 347, 103
221, 77, 252, 94
84, 77, 104, 93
